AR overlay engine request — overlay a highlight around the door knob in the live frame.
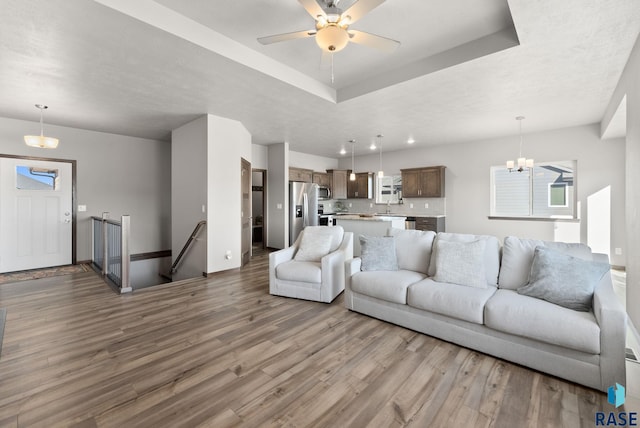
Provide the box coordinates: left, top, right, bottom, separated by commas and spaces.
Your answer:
64, 218, 71, 223
64, 211, 70, 216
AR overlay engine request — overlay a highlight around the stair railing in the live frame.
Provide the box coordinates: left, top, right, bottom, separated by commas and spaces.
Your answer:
167, 220, 207, 277
91, 213, 131, 293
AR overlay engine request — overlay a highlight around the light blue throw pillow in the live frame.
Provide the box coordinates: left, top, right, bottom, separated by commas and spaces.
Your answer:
360, 235, 398, 271
432, 239, 488, 288
517, 246, 610, 311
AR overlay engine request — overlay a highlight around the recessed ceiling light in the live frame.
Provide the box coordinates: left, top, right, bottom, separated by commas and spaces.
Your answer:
407, 138, 415, 144
370, 143, 377, 150
339, 148, 346, 155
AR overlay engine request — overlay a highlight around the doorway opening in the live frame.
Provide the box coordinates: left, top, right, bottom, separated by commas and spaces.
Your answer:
252, 169, 266, 257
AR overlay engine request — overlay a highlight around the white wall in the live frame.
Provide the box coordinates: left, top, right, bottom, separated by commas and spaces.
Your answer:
171, 116, 208, 280
342, 124, 626, 266
267, 143, 288, 249
207, 115, 252, 272
289, 150, 339, 172
251, 144, 268, 170
603, 33, 640, 331
0, 116, 171, 261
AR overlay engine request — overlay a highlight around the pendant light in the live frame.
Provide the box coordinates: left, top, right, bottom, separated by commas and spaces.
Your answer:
506, 116, 533, 172
24, 104, 59, 149
349, 140, 356, 181
377, 134, 384, 178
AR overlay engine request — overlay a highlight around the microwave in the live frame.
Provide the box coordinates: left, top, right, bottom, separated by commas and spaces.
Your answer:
318, 186, 331, 200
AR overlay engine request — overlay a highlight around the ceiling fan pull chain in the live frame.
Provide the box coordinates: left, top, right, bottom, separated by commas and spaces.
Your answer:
331, 52, 335, 84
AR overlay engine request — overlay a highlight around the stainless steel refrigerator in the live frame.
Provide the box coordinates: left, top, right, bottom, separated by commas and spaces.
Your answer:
289, 182, 319, 245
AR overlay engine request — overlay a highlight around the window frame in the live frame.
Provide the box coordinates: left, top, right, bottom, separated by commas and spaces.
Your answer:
548, 182, 569, 208
489, 160, 578, 221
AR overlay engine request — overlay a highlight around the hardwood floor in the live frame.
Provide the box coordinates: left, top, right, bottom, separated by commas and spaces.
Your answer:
0, 253, 609, 427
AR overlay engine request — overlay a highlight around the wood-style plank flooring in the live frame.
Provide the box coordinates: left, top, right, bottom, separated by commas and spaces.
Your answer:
0, 252, 609, 427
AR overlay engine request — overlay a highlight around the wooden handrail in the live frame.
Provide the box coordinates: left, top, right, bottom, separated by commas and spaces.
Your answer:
169, 221, 207, 275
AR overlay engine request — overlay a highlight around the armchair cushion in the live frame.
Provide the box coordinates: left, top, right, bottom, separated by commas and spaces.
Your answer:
276, 260, 322, 283
294, 229, 333, 262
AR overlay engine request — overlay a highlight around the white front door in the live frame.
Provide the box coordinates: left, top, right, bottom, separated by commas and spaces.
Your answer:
0, 157, 73, 273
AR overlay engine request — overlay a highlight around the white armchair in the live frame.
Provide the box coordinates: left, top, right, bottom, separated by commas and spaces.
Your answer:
269, 226, 353, 303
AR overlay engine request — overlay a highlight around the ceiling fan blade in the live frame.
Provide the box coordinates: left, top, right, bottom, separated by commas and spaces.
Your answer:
348, 30, 399, 53
298, 0, 326, 20
258, 30, 316, 45
341, 0, 385, 24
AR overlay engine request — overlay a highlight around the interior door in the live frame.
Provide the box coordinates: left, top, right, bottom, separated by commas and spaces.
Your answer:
0, 157, 73, 273
241, 158, 251, 266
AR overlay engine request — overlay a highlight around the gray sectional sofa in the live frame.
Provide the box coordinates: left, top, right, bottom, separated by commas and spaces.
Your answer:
344, 229, 627, 392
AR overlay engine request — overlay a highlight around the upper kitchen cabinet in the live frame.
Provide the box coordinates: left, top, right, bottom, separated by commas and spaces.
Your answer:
347, 172, 373, 199
401, 166, 445, 198
289, 167, 313, 182
312, 172, 331, 188
327, 169, 348, 199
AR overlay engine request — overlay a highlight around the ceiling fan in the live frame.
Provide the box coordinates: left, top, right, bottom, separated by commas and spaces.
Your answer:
257, 0, 400, 55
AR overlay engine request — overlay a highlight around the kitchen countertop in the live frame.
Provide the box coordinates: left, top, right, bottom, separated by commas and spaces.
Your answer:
335, 214, 407, 221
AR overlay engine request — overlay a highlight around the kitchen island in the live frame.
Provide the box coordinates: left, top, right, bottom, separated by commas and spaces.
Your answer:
335, 214, 406, 256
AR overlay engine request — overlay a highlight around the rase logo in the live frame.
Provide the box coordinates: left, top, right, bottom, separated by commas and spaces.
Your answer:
595, 383, 637, 426
610, 383, 626, 408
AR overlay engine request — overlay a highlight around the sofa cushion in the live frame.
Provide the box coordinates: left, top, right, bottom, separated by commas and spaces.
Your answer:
485, 289, 600, 354
432, 239, 487, 288
360, 235, 398, 271
428, 233, 501, 286
388, 228, 436, 275
498, 236, 593, 290
351, 270, 426, 304
407, 278, 497, 324
276, 260, 321, 283
294, 229, 333, 262
517, 246, 610, 311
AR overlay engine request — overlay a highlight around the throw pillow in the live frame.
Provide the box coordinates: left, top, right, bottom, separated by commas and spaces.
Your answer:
294, 228, 333, 262
432, 239, 488, 288
517, 246, 610, 311
360, 235, 398, 271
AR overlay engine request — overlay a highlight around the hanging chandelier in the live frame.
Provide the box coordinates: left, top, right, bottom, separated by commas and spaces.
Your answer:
24, 104, 59, 149
349, 140, 356, 181
506, 116, 533, 172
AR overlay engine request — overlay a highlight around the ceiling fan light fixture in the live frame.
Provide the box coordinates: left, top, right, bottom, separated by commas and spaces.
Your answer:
315, 25, 349, 52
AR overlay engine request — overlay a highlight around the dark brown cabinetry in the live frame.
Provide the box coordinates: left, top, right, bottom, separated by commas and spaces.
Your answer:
401, 166, 445, 198
415, 216, 446, 232
347, 172, 373, 199
312, 172, 331, 188
289, 167, 313, 182
327, 169, 348, 199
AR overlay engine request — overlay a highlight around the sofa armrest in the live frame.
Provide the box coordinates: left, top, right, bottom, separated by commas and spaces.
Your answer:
345, 257, 362, 287
318, 232, 353, 302
593, 266, 627, 389
343, 257, 362, 309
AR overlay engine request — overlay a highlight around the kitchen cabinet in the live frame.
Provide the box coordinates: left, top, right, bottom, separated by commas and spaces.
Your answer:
289, 167, 313, 182
347, 172, 373, 199
416, 216, 446, 232
401, 166, 445, 197
327, 169, 348, 199
312, 172, 331, 188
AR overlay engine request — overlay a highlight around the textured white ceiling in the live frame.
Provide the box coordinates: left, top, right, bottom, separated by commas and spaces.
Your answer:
0, 0, 638, 158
